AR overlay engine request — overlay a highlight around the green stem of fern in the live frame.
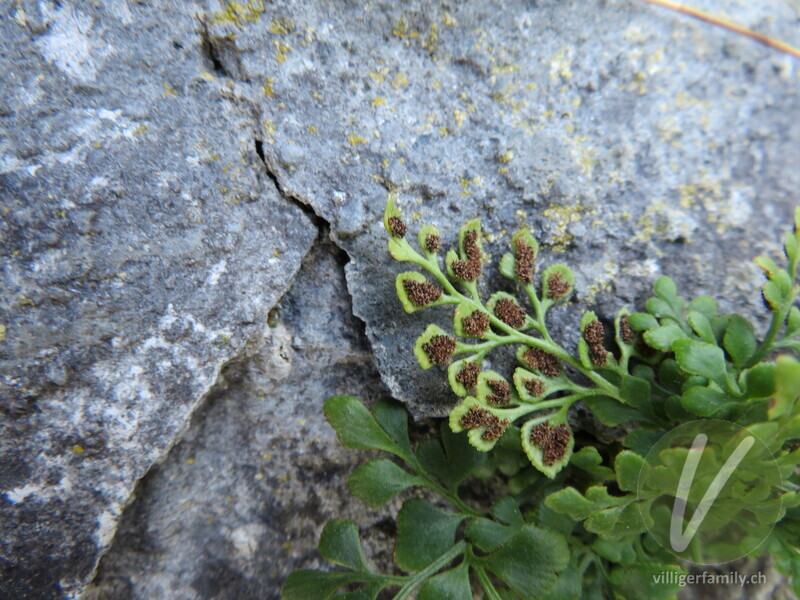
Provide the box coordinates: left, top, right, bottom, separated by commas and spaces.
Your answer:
391, 541, 467, 600
409, 251, 624, 402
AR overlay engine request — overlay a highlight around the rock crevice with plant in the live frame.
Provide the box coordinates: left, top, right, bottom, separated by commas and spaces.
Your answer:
283, 201, 800, 599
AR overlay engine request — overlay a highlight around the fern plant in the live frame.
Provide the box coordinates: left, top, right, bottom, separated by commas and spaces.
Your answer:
282, 201, 800, 599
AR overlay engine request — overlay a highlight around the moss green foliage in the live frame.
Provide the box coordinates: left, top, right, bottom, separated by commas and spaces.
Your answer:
282, 202, 800, 599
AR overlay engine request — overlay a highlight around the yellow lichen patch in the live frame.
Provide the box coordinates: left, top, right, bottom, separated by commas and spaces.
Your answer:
657, 115, 682, 143
308, 125, 317, 134
453, 109, 466, 128
542, 201, 596, 252
498, 151, 514, 163
348, 133, 367, 146
678, 178, 723, 211
678, 184, 698, 209
199, 69, 215, 82
214, 1, 265, 25
675, 91, 712, 110
622, 71, 647, 95
677, 177, 741, 233
647, 47, 665, 71
459, 177, 473, 197
549, 48, 573, 81
214, 333, 231, 346
392, 16, 409, 38
262, 78, 275, 97
132, 124, 148, 136
490, 63, 520, 76
577, 150, 596, 176
566, 135, 597, 177
392, 72, 409, 89
582, 261, 620, 305
0, 324, 5, 342
458, 175, 483, 198
14, 4, 26, 27
438, 126, 449, 136
269, 16, 295, 35
442, 11, 457, 26
634, 201, 698, 243
369, 69, 386, 83
371, 95, 387, 107
162, 83, 179, 97
421, 23, 439, 56
263, 119, 276, 142
72, 445, 85, 455
274, 41, 291, 63
608, 170, 625, 184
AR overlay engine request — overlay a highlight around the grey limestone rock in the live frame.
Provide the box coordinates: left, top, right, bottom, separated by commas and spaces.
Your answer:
0, 1, 315, 598
3, 0, 800, 598
206, 0, 799, 417
85, 239, 390, 600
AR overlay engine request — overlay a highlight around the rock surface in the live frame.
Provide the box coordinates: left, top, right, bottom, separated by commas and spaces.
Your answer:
85, 239, 390, 600
2, 0, 800, 598
0, 2, 315, 598
219, 0, 799, 416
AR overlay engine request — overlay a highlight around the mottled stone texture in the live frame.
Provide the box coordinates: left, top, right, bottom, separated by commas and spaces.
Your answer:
221, 0, 798, 417
0, 1, 315, 598
1, 0, 799, 598
85, 240, 390, 600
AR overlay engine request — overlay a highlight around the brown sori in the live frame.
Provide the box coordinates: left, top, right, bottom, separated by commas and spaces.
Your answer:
459, 406, 491, 429
425, 234, 441, 253
458, 406, 509, 441
522, 347, 561, 376
463, 230, 481, 261
583, 320, 604, 345
583, 320, 607, 367
546, 271, 571, 299
589, 347, 608, 367
388, 216, 407, 238
524, 377, 545, 397
422, 335, 457, 365
495, 297, 526, 328
456, 362, 480, 389
529, 423, 572, 465
482, 416, 510, 441
486, 379, 511, 405
403, 279, 442, 306
452, 258, 481, 281
463, 310, 489, 336
619, 314, 635, 344
514, 238, 536, 284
